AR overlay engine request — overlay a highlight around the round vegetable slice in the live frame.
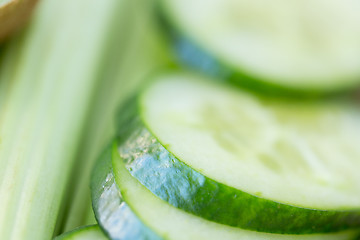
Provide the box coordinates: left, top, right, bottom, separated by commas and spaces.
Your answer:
115, 72, 360, 234
159, 0, 360, 94
54, 225, 108, 240
91, 144, 360, 240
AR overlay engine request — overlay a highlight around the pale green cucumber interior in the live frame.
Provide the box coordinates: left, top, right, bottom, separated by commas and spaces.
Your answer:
114, 150, 358, 240
162, 0, 360, 89
55, 225, 107, 240
141, 73, 360, 210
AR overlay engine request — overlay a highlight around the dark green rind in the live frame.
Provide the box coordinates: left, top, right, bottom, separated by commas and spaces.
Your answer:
54, 225, 108, 240
156, 2, 360, 98
90, 145, 162, 240
114, 103, 360, 234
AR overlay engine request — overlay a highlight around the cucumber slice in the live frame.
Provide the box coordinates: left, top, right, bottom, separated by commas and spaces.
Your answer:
159, 0, 360, 94
91, 145, 161, 240
115, 72, 360, 234
54, 225, 108, 240
91, 144, 359, 240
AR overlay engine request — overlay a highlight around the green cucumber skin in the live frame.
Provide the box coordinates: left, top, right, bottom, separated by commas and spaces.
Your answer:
114, 101, 360, 234
156, 3, 360, 97
54, 225, 108, 240
90, 144, 162, 240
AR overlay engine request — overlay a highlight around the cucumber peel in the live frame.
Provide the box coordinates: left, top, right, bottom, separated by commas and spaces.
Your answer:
91, 145, 161, 240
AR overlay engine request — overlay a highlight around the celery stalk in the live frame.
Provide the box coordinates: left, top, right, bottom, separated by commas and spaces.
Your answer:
61, 0, 174, 232
0, 0, 124, 239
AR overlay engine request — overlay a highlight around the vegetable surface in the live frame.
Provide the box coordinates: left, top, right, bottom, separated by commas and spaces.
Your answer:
91, 143, 359, 240
60, 0, 172, 232
159, 0, 360, 94
0, 0, 38, 40
0, 0, 125, 238
115, 72, 360, 233
54, 225, 108, 240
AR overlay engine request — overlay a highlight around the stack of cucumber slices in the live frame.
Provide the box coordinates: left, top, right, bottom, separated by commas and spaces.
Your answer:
89, 74, 360, 239
88, 72, 360, 239
61, 0, 360, 239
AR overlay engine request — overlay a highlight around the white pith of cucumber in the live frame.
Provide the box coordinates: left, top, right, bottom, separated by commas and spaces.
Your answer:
161, 0, 360, 90
140, 73, 360, 210
111, 147, 359, 240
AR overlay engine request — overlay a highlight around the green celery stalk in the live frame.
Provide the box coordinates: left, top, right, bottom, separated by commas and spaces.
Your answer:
0, 0, 125, 239
60, 0, 174, 232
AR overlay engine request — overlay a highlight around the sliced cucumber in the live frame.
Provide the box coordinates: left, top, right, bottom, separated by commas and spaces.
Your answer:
54, 225, 108, 240
115, 72, 360, 234
91, 145, 161, 240
91, 144, 359, 239
159, 0, 360, 94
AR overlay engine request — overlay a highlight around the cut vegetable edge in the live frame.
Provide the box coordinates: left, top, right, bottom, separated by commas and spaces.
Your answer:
114, 72, 360, 234
91, 145, 161, 240
54, 225, 108, 240
92, 144, 360, 240
157, 0, 360, 95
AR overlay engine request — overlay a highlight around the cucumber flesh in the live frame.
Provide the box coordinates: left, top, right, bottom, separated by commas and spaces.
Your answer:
54, 225, 108, 240
118, 118, 360, 233
92, 144, 359, 240
161, 0, 360, 92
141, 73, 360, 210
115, 72, 360, 233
